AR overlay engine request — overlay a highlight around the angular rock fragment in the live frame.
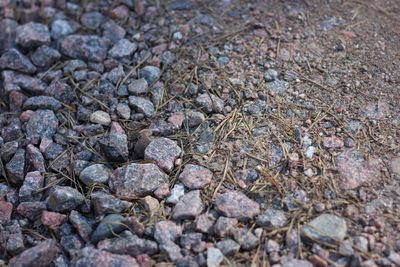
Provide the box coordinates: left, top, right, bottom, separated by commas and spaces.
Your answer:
91, 191, 131, 215
144, 137, 181, 173
110, 163, 168, 198
0, 48, 36, 74
6, 149, 25, 185
23, 96, 61, 111
30, 45, 61, 68
7, 240, 58, 267
196, 93, 224, 113
16, 201, 47, 221
207, 248, 224, 267
91, 214, 127, 243
60, 35, 108, 62
79, 164, 111, 185
128, 78, 148, 95
256, 209, 287, 229
214, 191, 260, 218
15, 22, 50, 48
41, 210, 68, 231
178, 164, 213, 189
69, 210, 93, 242
129, 96, 155, 118
71, 247, 139, 267
90, 110, 111, 126
26, 109, 58, 141
216, 239, 240, 256
97, 236, 158, 257
140, 66, 161, 84
19, 171, 43, 201
301, 214, 347, 245
172, 190, 203, 220
0, 200, 12, 224
99, 133, 129, 163
47, 186, 85, 213
109, 38, 137, 58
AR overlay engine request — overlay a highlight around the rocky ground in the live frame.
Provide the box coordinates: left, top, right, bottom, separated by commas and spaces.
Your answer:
0, 0, 399, 266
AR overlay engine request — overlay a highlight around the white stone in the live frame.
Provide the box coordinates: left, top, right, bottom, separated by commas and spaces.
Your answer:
90, 110, 111, 126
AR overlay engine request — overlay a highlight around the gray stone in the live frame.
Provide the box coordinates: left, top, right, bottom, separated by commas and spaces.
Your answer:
140, 65, 161, 84
216, 239, 240, 256
256, 209, 287, 229
110, 163, 168, 198
264, 69, 278, 82
97, 236, 158, 257
0, 48, 36, 74
69, 210, 94, 242
172, 190, 203, 220
47, 186, 85, 213
59, 35, 108, 62
281, 256, 313, 267
5, 149, 25, 185
207, 247, 223, 267
30, 45, 61, 68
128, 78, 148, 95
154, 220, 182, 244
144, 137, 181, 173
98, 133, 129, 162
266, 80, 289, 94
19, 171, 43, 201
71, 247, 138, 267
129, 96, 155, 118
26, 109, 58, 140
23, 96, 61, 111
15, 22, 50, 48
116, 103, 131, 120
51, 20, 77, 39
301, 214, 347, 245
91, 214, 127, 244
90, 110, 111, 126
179, 164, 213, 189
80, 12, 104, 30
79, 164, 111, 185
91, 191, 131, 215
7, 240, 58, 267
184, 110, 205, 127
196, 93, 224, 113
109, 39, 137, 58
166, 183, 185, 204
233, 228, 259, 250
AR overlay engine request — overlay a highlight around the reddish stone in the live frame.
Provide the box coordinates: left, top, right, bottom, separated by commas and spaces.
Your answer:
20, 110, 34, 122
71, 247, 139, 267
26, 145, 46, 173
168, 112, 184, 128
194, 214, 215, 233
178, 164, 213, 189
144, 137, 181, 173
8, 91, 25, 111
109, 5, 129, 19
16, 201, 47, 221
322, 136, 344, 149
8, 240, 58, 267
154, 183, 170, 200
214, 191, 260, 218
0, 200, 12, 224
41, 210, 68, 231
140, 196, 159, 212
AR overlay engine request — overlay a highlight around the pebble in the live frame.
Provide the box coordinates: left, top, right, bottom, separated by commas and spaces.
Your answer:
144, 137, 181, 173
90, 111, 111, 126
216, 239, 240, 256
109, 38, 137, 59
91, 191, 131, 215
140, 196, 159, 212
110, 163, 168, 198
97, 235, 158, 257
128, 78, 149, 95
50, 19, 77, 39
116, 103, 131, 120
47, 186, 85, 213
7, 240, 58, 267
266, 80, 289, 95
140, 65, 161, 84
178, 164, 213, 189
5, 149, 25, 185
166, 183, 185, 204
281, 256, 313, 267
256, 209, 287, 229
304, 146, 316, 158
390, 157, 400, 178
23, 96, 61, 111
213, 216, 238, 237
18, 171, 43, 201
41, 211, 67, 231
129, 96, 155, 118
233, 228, 260, 250
30, 45, 61, 68
60, 35, 108, 62
26, 109, 58, 141
0, 200, 13, 224
16, 201, 47, 221
172, 190, 203, 220
71, 247, 138, 267
154, 220, 182, 244
0, 48, 37, 74
214, 191, 260, 218
264, 69, 279, 82
207, 247, 223, 267
80, 12, 104, 30
301, 214, 347, 245
98, 133, 129, 162
323, 136, 344, 148
15, 22, 50, 48
91, 214, 127, 244
183, 110, 206, 127
196, 93, 224, 113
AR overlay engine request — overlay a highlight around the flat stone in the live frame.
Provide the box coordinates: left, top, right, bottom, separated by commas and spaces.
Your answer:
91, 191, 131, 215
140, 65, 161, 84
23, 96, 61, 111
71, 247, 139, 267
41, 211, 68, 231
214, 191, 260, 218
335, 149, 381, 190
144, 137, 181, 173
47, 186, 85, 213
7, 240, 58, 267
0, 48, 36, 74
91, 214, 127, 244
79, 164, 111, 185
98, 133, 129, 162
129, 96, 155, 118
60, 35, 108, 62
89, 111, 111, 126
172, 190, 203, 220
207, 248, 223, 267
97, 236, 158, 257
301, 214, 347, 245
178, 164, 213, 189
109, 38, 137, 58
110, 163, 168, 198
15, 22, 50, 48
256, 209, 287, 229
19, 171, 44, 201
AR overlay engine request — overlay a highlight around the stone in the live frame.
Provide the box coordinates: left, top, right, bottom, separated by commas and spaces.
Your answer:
265, 80, 289, 95
116, 103, 131, 120
178, 164, 213, 189
50, 19, 78, 39
233, 228, 259, 250
323, 136, 344, 149
91, 214, 127, 244
281, 256, 313, 267
46, 79, 75, 104
264, 69, 279, 82
129, 96, 155, 118
97, 236, 158, 257
30, 45, 61, 68
390, 157, 400, 177
154, 220, 182, 244
23, 96, 61, 111
160, 241, 183, 262
41, 211, 68, 231
128, 78, 148, 95
256, 209, 287, 229
80, 12, 104, 30
140, 196, 159, 212
213, 216, 238, 237
5, 149, 25, 184
216, 239, 240, 256
14, 74, 46, 95
301, 214, 347, 245
168, 112, 185, 128
180, 232, 204, 250
71, 247, 139, 267
144, 137, 181, 172
166, 183, 185, 204
109, 38, 137, 58
47, 186, 85, 213
102, 21, 126, 44
26, 109, 58, 141
214, 191, 260, 218
0, 141, 18, 162
16, 201, 47, 221
79, 164, 111, 185
0, 200, 12, 224
160, 51, 176, 65
15, 22, 50, 48
91, 191, 131, 215
149, 120, 178, 136
6, 232, 25, 256
335, 149, 381, 190
69, 210, 93, 242
154, 183, 170, 200
19, 171, 44, 201
111, 163, 168, 198
60, 35, 108, 62
99, 133, 129, 162
206, 248, 223, 267
7, 240, 58, 267
234, 168, 259, 187
89, 111, 111, 126
194, 213, 215, 233
172, 190, 203, 220
170, 0, 193, 10
196, 93, 224, 113
0, 19, 18, 54
140, 65, 161, 84
0, 48, 36, 73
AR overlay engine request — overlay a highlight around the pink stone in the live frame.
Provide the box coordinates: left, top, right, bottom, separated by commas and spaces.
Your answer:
140, 196, 159, 212
0, 200, 13, 224
154, 183, 170, 199
323, 136, 344, 148
41, 210, 68, 231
